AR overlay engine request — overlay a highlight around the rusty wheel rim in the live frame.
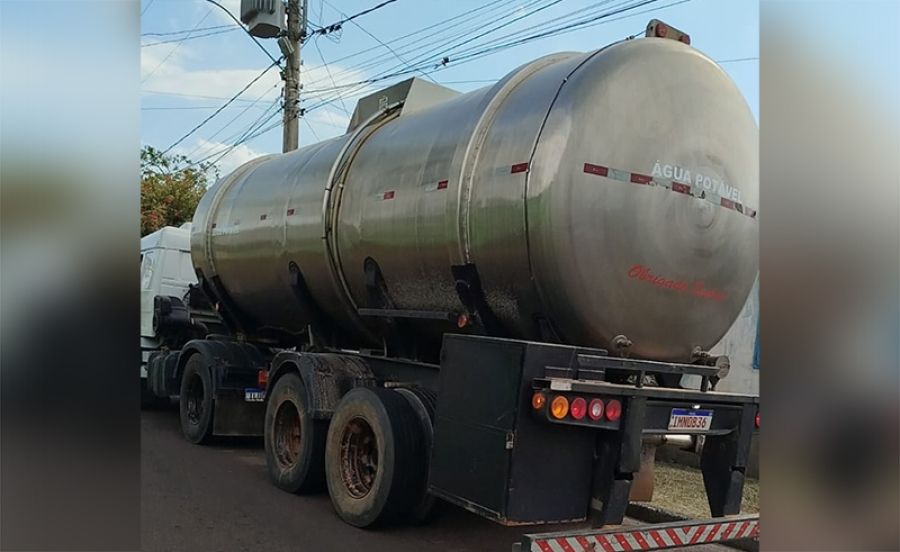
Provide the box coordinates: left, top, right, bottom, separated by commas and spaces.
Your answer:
274, 400, 302, 468
185, 373, 204, 425
340, 416, 378, 499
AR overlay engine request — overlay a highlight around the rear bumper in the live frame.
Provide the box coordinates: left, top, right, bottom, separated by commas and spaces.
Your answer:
518, 515, 759, 552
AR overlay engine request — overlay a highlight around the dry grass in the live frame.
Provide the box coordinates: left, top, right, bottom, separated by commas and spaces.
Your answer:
648, 461, 759, 519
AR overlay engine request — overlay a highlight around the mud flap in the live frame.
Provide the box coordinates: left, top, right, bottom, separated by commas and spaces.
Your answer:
212, 397, 265, 437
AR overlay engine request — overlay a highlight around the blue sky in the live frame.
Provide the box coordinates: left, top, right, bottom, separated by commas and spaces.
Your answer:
140, 0, 761, 173
139, 0, 898, 176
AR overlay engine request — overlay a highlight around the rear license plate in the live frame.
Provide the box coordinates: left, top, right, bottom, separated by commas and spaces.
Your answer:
668, 409, 713, 431
244, 388, 266, 402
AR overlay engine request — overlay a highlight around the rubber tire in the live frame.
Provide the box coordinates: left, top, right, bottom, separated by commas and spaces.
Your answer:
325, 387, 426, 528
264, 372, 327, 493
394, 388, 445, 525
179, 354, 215, 445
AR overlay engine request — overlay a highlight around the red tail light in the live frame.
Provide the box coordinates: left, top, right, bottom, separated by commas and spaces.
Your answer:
258, 370, 268, 389
605, 399, 622, 421
680, 34, 691, 45
570, 398, 587, 420
755, 411, 759, 428
588, 399, 604, 420
655, 22, 668, 37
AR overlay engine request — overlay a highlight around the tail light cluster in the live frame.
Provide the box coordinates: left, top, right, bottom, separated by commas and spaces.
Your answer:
258, 369, 268, 389
533, 392, 622, 424
646, 19, 691, 45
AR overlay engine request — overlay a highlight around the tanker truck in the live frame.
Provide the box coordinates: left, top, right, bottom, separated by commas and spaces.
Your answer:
147, 20, 760, 549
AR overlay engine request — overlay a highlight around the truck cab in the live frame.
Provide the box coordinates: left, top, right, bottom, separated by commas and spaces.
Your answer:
141, 223, 196, 394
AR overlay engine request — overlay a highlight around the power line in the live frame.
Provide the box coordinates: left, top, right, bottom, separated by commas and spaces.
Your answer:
301, 0, 678, 113
310, 0, 402, 38
304, 0, 515, 76
718, 56, 759, 64
142, 7, 214, 84
319, 0, 439, 85
184, 82, 280, 158
342, 10, 441, 85
142, 27, 238, 47
204, 0, 281, 65
300, 0, 548, 102
196, 107, 284, 168
185, 95, 283, 168
142, 105, 267, 110
142, 24, 236, 37
142, 90, 263, 103
162, 60, 281, 155
312, 36, 350, 118
300, 0, 524, 92
302, 116, 322, 141
141, 0, 155, 17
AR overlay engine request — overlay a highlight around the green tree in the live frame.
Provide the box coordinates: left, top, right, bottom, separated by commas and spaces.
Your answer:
141, 146, 219, 236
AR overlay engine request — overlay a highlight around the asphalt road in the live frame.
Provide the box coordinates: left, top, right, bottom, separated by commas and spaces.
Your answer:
142, 406, 738, 552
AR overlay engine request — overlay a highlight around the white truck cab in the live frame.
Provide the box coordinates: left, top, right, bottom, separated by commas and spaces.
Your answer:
140, 223, 196, 381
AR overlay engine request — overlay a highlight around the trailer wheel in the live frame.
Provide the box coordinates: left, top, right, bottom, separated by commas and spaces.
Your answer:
179, 354, 214, 444
394, 387, 445, 524
325, 388, 426, 528
264, 373, 327, 493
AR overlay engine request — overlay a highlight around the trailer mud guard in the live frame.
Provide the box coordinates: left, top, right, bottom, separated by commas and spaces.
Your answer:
267, 352, 376, 420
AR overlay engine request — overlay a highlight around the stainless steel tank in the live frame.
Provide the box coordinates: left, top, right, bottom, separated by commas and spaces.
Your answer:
192, 36, 759, 361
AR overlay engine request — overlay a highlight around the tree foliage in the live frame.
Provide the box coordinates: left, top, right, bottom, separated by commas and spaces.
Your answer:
141, 146, 218, 236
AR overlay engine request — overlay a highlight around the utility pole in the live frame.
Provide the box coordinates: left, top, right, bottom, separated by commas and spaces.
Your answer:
281, 0, 304, 152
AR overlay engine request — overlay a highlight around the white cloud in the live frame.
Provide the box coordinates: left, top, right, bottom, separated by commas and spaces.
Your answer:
141, 38, 374, 106
211, 0, 242, 25
175, 138, 267, 176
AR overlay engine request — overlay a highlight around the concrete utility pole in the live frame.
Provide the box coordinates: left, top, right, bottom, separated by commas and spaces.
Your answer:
281, 0, 304, 152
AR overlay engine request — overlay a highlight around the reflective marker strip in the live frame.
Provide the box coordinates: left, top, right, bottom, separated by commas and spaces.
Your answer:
378, 190, 395, 200
260, 214, 267, 220
511, 162, 529, 174
286, 208, 295, 216
583, 161, 757, 220
584, 163, 609, 176
672, 182, 691, 194
424, 180, 449, 192
525, 517, 759, 552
